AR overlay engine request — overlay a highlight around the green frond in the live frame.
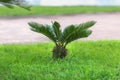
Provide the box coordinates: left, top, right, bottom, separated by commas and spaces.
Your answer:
28, 22, 56, 42
0, 0, 31, 10
66, 30, 92, 44
17, 5, 31, 10
52, 21, 62, 41
0, 0, 11, 3
0, 2, 14, 8
77, 21, 96, 30
61, 25, 76, 42
62, 21, 96, 45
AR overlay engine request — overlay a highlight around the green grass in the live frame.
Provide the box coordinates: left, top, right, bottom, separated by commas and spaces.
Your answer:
0, 6, 120, 17
0, 40, 120, 80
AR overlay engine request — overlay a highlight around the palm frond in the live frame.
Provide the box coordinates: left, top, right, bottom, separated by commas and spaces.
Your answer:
28, 22, 56, 42
0, 0, 11, 3
52, 21, 62, 41
77, 21, 96, 30
66, 30, 92, 44
0, 0, 31, 10
62, 21, 96, 45
17, 4, 31, 10
61, 25, 76, 43
0, 2, 14, 8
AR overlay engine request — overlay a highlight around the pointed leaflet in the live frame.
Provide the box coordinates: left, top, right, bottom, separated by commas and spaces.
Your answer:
17, 5, 31, 10
52, 21, 62, 41
62, 21, 96, 43
0, 2, 14, 8
0, 0, 31, 10
77, 21, 96, 31
28, 22, 56, 42
61, 25, 76, 43
66, 30, 92, 44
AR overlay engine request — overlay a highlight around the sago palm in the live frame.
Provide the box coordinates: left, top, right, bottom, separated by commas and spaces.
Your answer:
28, 21, 96, 59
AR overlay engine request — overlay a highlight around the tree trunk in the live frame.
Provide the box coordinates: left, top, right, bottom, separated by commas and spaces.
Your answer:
52, 45, 67, 59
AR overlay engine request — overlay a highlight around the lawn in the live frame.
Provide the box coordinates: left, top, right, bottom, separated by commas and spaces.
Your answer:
0, 6, 120, 17
0, 40, 120, 80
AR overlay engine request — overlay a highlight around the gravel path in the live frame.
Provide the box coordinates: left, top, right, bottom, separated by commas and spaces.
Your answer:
0, 13, 120, 44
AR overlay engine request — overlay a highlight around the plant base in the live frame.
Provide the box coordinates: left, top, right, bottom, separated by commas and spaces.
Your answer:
52, 46, 67, 59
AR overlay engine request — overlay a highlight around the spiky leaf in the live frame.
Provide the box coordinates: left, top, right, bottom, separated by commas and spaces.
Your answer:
62, 21, 96, 44
52, 21, 62, 41
66, 30, 92, 44
28, 22, 56, 42
61, 25, 76, 42
77, 21, 96, 30
0, 0, 31, 10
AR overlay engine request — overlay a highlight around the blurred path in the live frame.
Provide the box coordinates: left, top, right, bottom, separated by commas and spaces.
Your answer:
0, 13, 120, 44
